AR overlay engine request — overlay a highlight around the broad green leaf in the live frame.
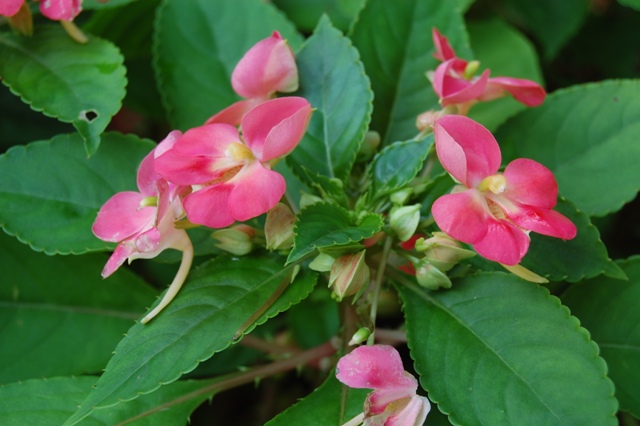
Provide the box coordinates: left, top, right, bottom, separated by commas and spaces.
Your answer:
350, 0, 470, 145
618, 0, 640, 10
272, 0, 366, 32
370, 134, 433, 201
295, 166, 349, 207
0, 232, 157, 384
467, 18, 544, 132
456, 0, 475, 11
266, 374, 368, 426
497, 80, 640, 216
64, 255, 316, 425
287, 203, 383, 264
287, 16, 373, 182
84, 0, 139, 9
288, 286, 339, 349
154, 0, 302, 130
397, 273, 618, 426
0, 132, 154, 255
0, 376, 215, 425
0, 27, 126, 155
562, 257, 640, 418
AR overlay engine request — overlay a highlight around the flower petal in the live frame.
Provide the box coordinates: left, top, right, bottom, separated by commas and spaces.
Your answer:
483, 77, 546, 107
0, 0, 23, 16
386, 396, 431, 426
508, 206, 577, 240
432, 28, 456, 61
473, 219, 530, 265
432, 190, 489, 244
228, 162, 285, 222
231, 31, 298, 99
241, 97, 312, 161
92, 192, 155, 243
503, 158, 558, 209
39, 0, 82, 21
183, 184, 235, 228
134, 227, 161, 254
205, 99, 263, 126
101, 242, 135, 278
433, 59, 489, 107
434, 115, 501, 187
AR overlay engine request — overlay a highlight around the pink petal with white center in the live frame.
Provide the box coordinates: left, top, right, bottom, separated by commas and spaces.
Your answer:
434, 115, 501, 188
0, 0, 23, 16
101, 242, 135, 278
432, 28, 456, 61
241, 97, 312, 161
507, 206, 577, 240
173, 123, 239, 158
503, 158, 558, 209
228, 162, 286, 222
483, 77, 546, 107
386, 395, 431, 426
473, 218, 530, 265
432, 190, 489, 244
92, 192, 155, 243
39, 0, 82, 21
232, 31, 298, 99
205, 99, 263, 126
183, 184, 235, 228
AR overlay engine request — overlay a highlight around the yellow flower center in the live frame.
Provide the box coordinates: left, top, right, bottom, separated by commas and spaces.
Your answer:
478, 174, 507, 195
226, 142, 254, 162
138, 196, 157, 209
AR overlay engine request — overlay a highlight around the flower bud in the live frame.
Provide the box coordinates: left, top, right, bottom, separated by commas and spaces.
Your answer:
212, 225, 254, 256
357, 131, 381, 161
415, 259, 452, 290
389, 204, 421, 242
265, 203, 296, 251
309, 253, 335, 272
329, 250, 370, 302
390, 188, 413, 206
348, 327, 372, 346
415, 232, 475, 271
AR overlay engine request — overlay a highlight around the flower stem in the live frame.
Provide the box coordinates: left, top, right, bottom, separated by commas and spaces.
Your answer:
367, 235, 393, 345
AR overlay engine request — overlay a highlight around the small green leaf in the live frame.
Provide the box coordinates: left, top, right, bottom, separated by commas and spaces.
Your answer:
64, 254, 316, 425
396, 272, 618, 426
562, 257, 640, 418
154, 0, 302, 130
287, 203, 383, 264
0, 133, 154, 255
0, 27, 126, 155
265, 374, 368, 426
618, 0, 640, 10
350, 0, 470, 145
370, 134, 433, 201
287, 16, 373, 182
0, 232, 157, 384
497, 80, 640, 217
295, 166, 349, 207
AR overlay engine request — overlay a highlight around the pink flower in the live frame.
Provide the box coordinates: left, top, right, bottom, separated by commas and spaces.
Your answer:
0, 0, 23, 16
336, 345, 430, 426
206, 31, 299, 126
431, 115, 576, 265
430, 28, 546, 113
1, 0, 82, 21
155, 97, 312, 228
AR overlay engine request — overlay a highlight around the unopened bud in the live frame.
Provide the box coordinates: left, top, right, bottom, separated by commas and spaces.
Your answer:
358, 131, 381, 161
389, 204, 421, 242
390, 188, 413, 206
348, 327, 372, 346
265, 203, 296, 251
415, 232, 475, 271
212, 225, 254, 256
6, 2, 33, 36
309, 253, 335, 272
415, 259, 452, 290
329, 250, 370, 302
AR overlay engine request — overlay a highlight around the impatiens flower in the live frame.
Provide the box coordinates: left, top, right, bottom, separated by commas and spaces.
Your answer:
1, 0, 82, 21
430, 28, 546, 114
155, 96, 312, 228
431, 115, 576, 265
0, 0, 23, 16
336, 345, 430, 426
92, 131, 194, 324
206, 31, 299, 125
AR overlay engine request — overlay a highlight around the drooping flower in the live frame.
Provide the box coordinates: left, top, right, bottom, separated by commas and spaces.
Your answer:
155, 96, 312, 228
431, 115, 576, 265
206, 31, 299, 125
92, 131, 194, 324
336, 345, 430, 426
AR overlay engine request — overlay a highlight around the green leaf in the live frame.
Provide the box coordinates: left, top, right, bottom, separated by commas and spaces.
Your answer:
288, 287, 339, 349
0, 232, 157, 384
562, 257, 640, 418
370, 134, 433, 201
287, 16, 373, 182
64, 255, 316, 425
265, 374, 368, 426
295, 166, 349, 207
350, 0, 470, 145
154, 0, 302, 130
466, 18, 544, 132
0, 26, 126, 155
84, 0, 140, 9
271, 0, 366, 32
396, 272, 618, 426
497, 80, 640, 216
287, 203, 383, 264
419, 172, 455, 217
0, 132, 154, 255
618, 0, 640, 10
0, 376, 216, 425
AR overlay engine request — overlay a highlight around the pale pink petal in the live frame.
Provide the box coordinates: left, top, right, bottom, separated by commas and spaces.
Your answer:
228, 162, 285, 222
367, 382, 417, 416
154, 148, 219, 185
153, 179, 171, 226
92, 192, 155, 242
134, 227, 161, 253
39, 0, 82, 21
503, 158, 558, 209
434, 115, 501, 187
483, 77, 546, 107
183, 184, 235, 228
432, 190, 488, 244
386, 396, 431, 426
136, 149, 161, 197
172, 123, 239, 158
432, 28, 456, 61
101, 242, 135, 278
232, 31, 298, 99
154, 130, 182, 159
241, 97, 312, 161
507, 206, 577, 240
0, 0, 23, 16
473, 219, 530, 265
204, 99, 262, 126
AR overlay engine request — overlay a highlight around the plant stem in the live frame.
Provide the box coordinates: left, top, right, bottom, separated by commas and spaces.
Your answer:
367, 236, 393, 345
